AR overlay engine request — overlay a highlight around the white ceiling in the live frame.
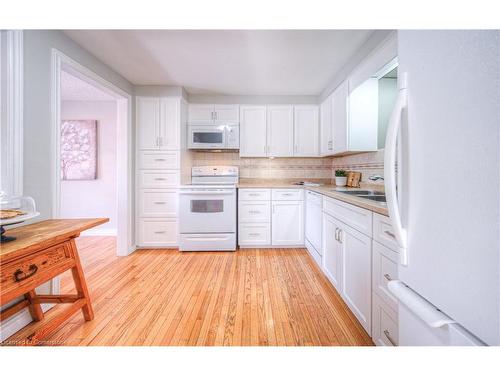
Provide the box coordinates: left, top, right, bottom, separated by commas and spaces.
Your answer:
61, 69, 116, 101
63, 30, 374, 95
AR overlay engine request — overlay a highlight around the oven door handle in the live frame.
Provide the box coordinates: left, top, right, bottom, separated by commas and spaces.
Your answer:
179, 191, 234, 195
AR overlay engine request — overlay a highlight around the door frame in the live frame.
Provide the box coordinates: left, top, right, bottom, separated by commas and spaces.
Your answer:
51, 48, 134, 256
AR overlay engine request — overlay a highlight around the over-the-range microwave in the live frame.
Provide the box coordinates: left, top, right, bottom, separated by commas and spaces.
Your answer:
188, 123, 239, 150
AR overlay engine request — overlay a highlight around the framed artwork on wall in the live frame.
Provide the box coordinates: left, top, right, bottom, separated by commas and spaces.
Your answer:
60, 120, 98, 180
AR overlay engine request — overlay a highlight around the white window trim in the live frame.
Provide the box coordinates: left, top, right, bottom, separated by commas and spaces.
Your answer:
1, 30, 23, 197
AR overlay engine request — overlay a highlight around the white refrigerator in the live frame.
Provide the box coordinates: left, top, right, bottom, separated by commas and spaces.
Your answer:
385, 30, 500, 346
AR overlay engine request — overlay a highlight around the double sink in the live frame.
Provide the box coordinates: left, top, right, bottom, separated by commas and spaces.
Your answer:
336, 189, 386, 203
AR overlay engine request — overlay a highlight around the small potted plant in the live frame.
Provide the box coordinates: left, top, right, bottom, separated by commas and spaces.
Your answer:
335, 169, 348, 187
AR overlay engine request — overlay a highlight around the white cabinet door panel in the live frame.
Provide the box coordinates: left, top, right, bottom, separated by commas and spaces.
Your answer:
160, 98, 180, 150
137, 97, 160, 150
271, 200, 304, 246
188, 104, 214, 123
267, 106, 294, 157
138, 219, 178, 247
240, 106, 267, 157
214, 105, 239, 123
294, 105, 319, 156
322, 212, 343, 291
332, 81, 349, 154
340, 223, 372, 334
139, 190, 178, 218
320, 95, 333, 156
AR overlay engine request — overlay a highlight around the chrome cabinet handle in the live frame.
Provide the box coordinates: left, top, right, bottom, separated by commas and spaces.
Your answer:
154, 231, 166, 234
338, 229, 343, 244
249, 193, 260, 197
383, 330, 397, 346
334, 228, 339, 241
282, 193, 293, 196
249, 210, 260, 214
155, 178, 166, 181
248, 233, 260, 236
384, 273, 392, 281
154, 202, 166, 205
154, 158, 166, 162
384, 230, 396, 239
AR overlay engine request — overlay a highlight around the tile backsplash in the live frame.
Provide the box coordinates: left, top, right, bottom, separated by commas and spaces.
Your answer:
189, 150, 385, 185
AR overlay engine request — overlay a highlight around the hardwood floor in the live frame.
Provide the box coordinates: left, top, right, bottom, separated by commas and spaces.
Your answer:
7, 237, 373, 346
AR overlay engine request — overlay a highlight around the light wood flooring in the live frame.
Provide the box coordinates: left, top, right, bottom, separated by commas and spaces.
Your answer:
8, 237, 373, 346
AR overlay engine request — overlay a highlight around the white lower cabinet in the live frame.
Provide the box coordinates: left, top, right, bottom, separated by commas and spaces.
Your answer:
238, 188, 304, 247
138, 219, 178, 247
372, 293, 399, 346
322, 212, 343, 290
272, 200, 304, 246
340, 223, 372, 334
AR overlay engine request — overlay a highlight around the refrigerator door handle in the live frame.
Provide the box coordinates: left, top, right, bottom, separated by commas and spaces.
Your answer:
387, 280, 455, 328
384, 72, 409, 265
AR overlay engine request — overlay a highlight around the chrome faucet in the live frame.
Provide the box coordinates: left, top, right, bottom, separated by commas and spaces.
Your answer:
369, 174, 384, 181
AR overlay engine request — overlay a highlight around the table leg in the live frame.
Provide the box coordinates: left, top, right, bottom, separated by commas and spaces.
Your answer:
25, 290, 44, 322
68, 239, 94, 321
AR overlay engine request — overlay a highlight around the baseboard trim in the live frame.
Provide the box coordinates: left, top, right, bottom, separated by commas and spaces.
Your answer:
81, 228, 117, 237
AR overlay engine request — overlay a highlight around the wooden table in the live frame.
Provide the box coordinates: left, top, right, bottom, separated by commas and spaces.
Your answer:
0, 218, 108, 345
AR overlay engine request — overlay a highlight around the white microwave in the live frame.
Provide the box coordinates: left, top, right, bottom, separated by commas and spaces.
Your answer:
188, 124, 239, 150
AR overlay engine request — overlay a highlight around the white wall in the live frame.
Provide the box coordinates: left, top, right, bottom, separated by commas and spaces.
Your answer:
60, 100, 117, 234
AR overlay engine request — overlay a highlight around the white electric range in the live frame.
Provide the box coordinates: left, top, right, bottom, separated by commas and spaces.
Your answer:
179, 166, 238, 251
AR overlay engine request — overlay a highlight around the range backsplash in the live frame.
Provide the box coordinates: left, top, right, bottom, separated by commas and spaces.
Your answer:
190, 150, 385, 186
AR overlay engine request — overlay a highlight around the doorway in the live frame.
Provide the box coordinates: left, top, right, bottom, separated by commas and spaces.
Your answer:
51, 49, 133, 256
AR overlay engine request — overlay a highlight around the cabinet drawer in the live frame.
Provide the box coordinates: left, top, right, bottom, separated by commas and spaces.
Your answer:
323, 197, 372, 236
139, 171, 179, 189
272, 189, 303, 201
238, 189, 271, 201
0, 242, 74, 301
372, 241, 398, 310
238, 223, 271, 246
238, 201, 271, 223
372, 293, 399, 346
138, 219, 178, 247
139, 190, 178, 218
373, 212, 398, 251
139, 151, 179, 169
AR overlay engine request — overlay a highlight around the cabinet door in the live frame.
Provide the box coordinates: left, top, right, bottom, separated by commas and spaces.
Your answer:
267, 105, 294, 157
214, 105, 239, 123
320, 95, 333, 156
188, 104, 214, 123
159, 98, 180, 150
240, 106, 267, 157
340, 223, 372, 333
332, 81, 349, 154
137, 97, 160, 150
271, 200, 304, 246
322, 213, 343, 291
294, 105, 319, 156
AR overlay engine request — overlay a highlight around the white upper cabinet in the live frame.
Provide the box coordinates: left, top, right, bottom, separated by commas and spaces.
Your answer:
137, 96, 181, 151
320, 94, 333, 156
187, 104, 214, 123
159, 98, 180, 150
188, 104, 239, 124
240, 106, 267, 157
137, 97, 160, 150
332, 80, 349, 154
267, 105, 294, 157
214, 105, 239, 123
294, 105, 319, 157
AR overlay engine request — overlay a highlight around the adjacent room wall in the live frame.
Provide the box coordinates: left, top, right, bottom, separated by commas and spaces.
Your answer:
23, 30, 134, 222
60, 100, 118, 233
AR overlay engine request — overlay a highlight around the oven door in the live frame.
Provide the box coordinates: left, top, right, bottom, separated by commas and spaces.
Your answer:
188, 125, 226, 149
179, 188, 236, 233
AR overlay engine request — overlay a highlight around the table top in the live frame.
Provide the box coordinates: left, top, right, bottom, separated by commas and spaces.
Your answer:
0, 218, 108, 263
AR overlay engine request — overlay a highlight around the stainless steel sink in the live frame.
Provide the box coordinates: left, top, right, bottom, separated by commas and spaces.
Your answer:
356, 195, 387, 202
336, 190, 385, 196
